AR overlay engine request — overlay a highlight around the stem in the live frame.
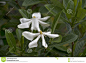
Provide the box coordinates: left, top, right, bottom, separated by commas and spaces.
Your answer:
6, 7, 14, 15
72, 42, 74, 57
6, 0, 21, 15
71, 17, 75, 57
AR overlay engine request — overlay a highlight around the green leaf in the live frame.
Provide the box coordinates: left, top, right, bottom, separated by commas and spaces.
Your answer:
8, 1, 20, 9
82, 0, 86, 8
5, 30, 16, 51
74, 0, 77, 8
39, 6, 48, 13
21, 36, 24, 51
66, 13, 72, 19
60, 17, 69, 23
50, 0, 64, 9
16, 28, 24, 52
3, 19, 19, 27
45, 4, 62, 16
67, 0, 74, 10
19, 9, 29, 18
0, 45, 9, 50
16, 28, 22, 42
78, 34, 86, 42
74, 27, 81, 38
51, 12, 62, 33
50, 48, 67, 56
51, 33, 78, 46
74, 40, 86, 56
63, 0, 69, 9
77, 8, 86, 21
82, 48, 86, 56
54, 46, 67, 52
65, 23, 72, 34
22, 0, 44, 6
77, 0, 82, 9
52, 35, 62, 43
74, 0, 82, 11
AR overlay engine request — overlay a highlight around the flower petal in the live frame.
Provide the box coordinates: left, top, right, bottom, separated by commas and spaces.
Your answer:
20, 18, 31, 23
39, 20, 50, 27
43, 33, 59, 38
22, 31, 40, 40
41, 35, 48, 48
38, 16, 50, 21
32, 12, 41, 18
43, 32, 51, 34
18, 21, 32, 29
31, 18, 40, 32
29, 35, 40, 48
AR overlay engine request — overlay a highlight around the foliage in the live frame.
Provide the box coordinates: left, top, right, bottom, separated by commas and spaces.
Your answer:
0, 0, 86, 57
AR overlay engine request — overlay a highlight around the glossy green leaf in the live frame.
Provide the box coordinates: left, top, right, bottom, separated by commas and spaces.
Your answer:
77, 0, 82, 9
51, 12, 62, 33
19, 9, 29, 18
51, 33, 78, 46
39, 6, 48, 13
22, 0, 44, 6
50, 0, 64, 9
82, 0, 86, 8
54, 46, 67, 52
65, 23, 72, 34
16, 28, 22, 42
74, 40, 86, 56
63, 0, 69, 9
3, 19, 19, 27
5, 30, 16, 51
52, 35, 62, 43
67, 0, 74, 10
45, 4, 62, 16
77, 8, 86, 21
82, 48, 86, 56
21, 36, 24, 51
0, 45, 9, 50
50, 48, 67, 56
60, 17, 69, 23
16, 28, 24, 51
74, 0, 77, 8
8, 1, 20, 9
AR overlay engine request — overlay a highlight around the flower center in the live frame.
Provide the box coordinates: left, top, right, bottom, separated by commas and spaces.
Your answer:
33, 16, 36, 18
40, 31, 42, 34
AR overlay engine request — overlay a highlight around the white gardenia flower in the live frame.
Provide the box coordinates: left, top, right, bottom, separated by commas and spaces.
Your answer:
22, 31, 59, 48
18, 12, 50, 32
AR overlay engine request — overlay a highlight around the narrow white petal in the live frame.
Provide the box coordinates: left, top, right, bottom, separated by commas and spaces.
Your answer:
18, 21, 31, 29
20, 18, 31, 23
22, 31, 40, 40
43, 33, 59, 38
38, 16, 50, 21
43, 32, 51, 34
39, 20, 50, 27
32, 12, 41, 18
41, 35, 48, 48
29, 35, 40, 48
31, 18, 40, 32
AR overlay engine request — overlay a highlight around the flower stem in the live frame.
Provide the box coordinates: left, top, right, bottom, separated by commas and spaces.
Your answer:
72, 42, 74, 57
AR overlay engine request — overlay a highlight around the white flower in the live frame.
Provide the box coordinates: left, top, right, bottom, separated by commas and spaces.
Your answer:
18, 12, 50, 32
67, 9, 72, 14
22, 31, 59, 48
